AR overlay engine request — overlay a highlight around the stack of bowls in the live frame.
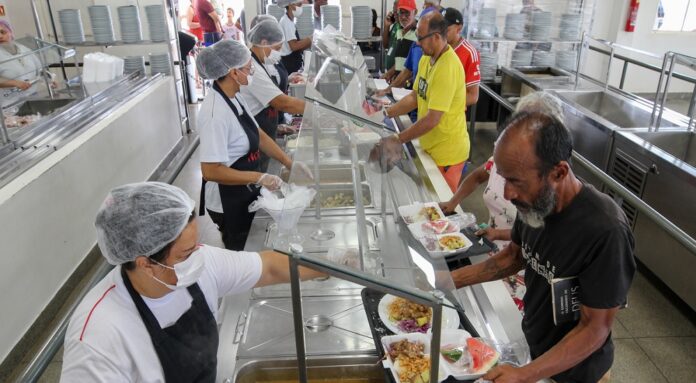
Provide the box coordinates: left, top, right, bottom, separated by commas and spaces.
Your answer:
475, 8, 497, 39
351, 6, 372, 39
504, 13, 526, 40
532, 50, 555, 67
59, 9, 85, 44
149, 52, 171, 75
88, 5, 115, 44
266, 4, 285, 21
295, 5, 314, 39
479, 51, 498, 80
559, 13, 582, 40
145, 5, 168, 42
118, 5, 143, 43
124, 56, 146, 75
530, 12, 552, 41
511, 49, 533, 67
320, 5, 341, 30
556, 50, 578, 71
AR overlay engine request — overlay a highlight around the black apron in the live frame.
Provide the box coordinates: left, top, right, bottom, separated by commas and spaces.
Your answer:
276, 62, 289, 94
121, 268, 218, 383
280, 29, 304, 75
251, 52, 281, 172
199, 81, 261, 250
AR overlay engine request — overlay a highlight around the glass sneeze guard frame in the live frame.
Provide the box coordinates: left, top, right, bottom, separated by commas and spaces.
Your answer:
272, 29, 478, 383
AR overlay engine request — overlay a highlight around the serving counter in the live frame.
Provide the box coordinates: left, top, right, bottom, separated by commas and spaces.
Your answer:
215, 29, 528, 383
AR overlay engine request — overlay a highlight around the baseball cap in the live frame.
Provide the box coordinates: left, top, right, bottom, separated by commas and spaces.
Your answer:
397, 0, 417, 12
442, 8, 463, 26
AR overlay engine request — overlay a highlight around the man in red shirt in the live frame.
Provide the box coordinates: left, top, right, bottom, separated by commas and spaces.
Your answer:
442, 7, 480, 106
195, 0, 223, 46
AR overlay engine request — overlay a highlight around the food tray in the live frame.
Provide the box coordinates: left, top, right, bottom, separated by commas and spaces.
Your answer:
444, 228, 497, 270
361, 289, 480, 383
398, 202, 446, 224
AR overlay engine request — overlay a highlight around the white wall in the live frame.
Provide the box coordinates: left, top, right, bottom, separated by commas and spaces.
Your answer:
589, 0, 696, 93
0, 78, 181, 363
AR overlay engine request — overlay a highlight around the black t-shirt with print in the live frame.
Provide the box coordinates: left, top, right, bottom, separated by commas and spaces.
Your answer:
511, 184, 636, 383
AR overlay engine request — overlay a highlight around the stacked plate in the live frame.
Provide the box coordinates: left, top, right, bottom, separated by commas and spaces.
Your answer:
59, 9, 85, 44
351, 6, 372, 39
556, 50, 578, 71
559, 13, 582, 41
295, 5, 314, 39
479, 51, 498, 80
118, 5, 142, 43
511, 49, 533, 67
532, 50, 555, 67
266, 4, 284, 21
88, 6, 115, 44
475, 8, 496, 39
150, 53, 171, 75
530, 12, 552, 41
503, 13, 526, 40
321, 5, 341, 30
145, 5, 168, 42
124, 55, 146, 75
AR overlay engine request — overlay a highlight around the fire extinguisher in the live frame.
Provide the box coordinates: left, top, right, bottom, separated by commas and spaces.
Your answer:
625, 0, 640, 32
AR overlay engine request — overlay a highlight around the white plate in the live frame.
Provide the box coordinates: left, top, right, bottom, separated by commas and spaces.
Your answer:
381, 333, 446, 383
439, 329, 491, 380
398, 202, 445, 224
391, 87, 411, 101
377, 294, 461, 335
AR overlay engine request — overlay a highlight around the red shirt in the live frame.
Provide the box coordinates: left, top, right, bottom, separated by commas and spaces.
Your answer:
453, 39, 481, 87
194, 0, 217, 33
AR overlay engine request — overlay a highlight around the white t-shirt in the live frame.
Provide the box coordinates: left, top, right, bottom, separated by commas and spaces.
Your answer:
279, 14, 298, 57
239, 59, 283, 116
61, 245, 262, 383
198, 90, 259, 213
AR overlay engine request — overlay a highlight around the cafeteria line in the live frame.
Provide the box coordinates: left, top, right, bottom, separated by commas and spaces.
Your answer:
0, 1, 695, 383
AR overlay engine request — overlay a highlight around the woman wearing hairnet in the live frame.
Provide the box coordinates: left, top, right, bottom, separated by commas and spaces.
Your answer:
0, 20, 45, 106
239, 19, 306, 171
61, 182, 323, 382
195, 39, 309, 251
277, 0, 312, 74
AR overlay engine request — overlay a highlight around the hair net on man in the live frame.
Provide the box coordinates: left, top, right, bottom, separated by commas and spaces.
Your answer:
277, 0, 300, 8
250, 14, 278, 29
196, 39, 252, 80
95, 182, 195, 265
248, 19, 285, 47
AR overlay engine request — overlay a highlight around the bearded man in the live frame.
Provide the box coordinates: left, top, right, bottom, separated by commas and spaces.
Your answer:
451, 111, 636, 383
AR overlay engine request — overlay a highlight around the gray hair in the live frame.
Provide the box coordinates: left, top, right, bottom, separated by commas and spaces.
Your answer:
515, 91, 565, 122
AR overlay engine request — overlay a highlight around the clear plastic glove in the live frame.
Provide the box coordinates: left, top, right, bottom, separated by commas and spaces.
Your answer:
292, 161, 314, 181
256, 173, 283, 191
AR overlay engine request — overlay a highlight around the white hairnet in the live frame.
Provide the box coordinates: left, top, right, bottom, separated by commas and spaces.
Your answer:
196, 39, 251, 80
248, 20, 285, 47
95, 182, 195, 265
277, 0, 300, 8
250, 14, 278, 29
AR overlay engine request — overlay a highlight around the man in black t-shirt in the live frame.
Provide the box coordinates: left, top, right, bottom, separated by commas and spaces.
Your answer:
451, 111, 636, 383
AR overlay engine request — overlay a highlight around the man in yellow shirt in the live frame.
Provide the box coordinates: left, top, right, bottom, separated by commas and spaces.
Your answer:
382, 11, 469, 191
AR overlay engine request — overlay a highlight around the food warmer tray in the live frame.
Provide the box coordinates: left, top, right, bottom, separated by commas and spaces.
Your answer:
360, 288, 481, 383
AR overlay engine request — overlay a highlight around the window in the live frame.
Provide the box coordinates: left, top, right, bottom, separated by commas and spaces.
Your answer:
653, 0, 696, 31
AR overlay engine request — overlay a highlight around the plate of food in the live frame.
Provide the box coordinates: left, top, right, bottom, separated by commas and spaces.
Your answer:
398, 202, 445, 224
439, 330, 501, 380
381, 333, 444, 383
378, 295, 461, 335
408, 219, 460, 238
420, 233, 473, 259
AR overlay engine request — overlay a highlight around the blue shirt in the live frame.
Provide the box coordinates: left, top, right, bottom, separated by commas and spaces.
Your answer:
404, 43, 423, 83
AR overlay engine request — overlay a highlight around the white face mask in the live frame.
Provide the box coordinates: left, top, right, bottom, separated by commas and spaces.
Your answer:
151, 250, 205, 290
294, 5, 304, 17
267, 49, 282, 65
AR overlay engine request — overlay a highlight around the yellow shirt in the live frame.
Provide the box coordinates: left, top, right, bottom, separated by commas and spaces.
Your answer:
414, 46, 469, 166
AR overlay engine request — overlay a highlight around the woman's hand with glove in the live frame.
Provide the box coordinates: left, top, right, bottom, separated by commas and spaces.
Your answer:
256, 173, 283, 191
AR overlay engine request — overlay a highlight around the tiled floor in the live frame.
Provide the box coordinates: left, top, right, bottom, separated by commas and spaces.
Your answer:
34, 121, 696, 382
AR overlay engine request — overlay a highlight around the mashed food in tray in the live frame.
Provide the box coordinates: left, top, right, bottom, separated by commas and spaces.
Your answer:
388, 297, 433, 333
389, 339, 431, 383
438, 235, 467, 251
421, 206, 442, 221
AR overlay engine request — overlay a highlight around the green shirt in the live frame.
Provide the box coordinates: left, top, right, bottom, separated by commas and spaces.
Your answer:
385, 23, 401, 70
